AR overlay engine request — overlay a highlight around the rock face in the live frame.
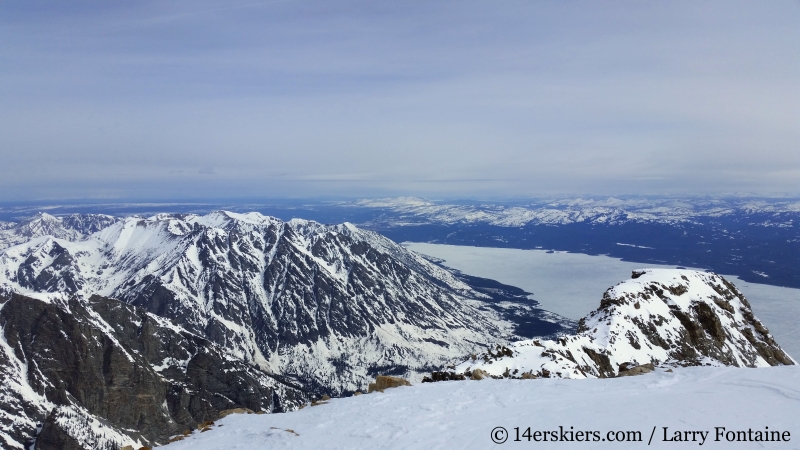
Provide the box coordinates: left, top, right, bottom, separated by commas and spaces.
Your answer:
0, 212, 569, 397
0, 292, 308, 450
452, 269, 794, 380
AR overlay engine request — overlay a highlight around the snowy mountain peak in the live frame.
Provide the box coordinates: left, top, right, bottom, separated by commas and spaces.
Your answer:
0, 213, 121, 251
453, 269, 793, 380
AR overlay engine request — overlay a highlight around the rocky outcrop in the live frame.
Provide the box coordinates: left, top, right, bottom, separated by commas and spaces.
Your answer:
616, 362, 655, 377
0, 292, 308, 450
444, 270, 794, 381
421, 371, 466, 383
367, 376, 411, 393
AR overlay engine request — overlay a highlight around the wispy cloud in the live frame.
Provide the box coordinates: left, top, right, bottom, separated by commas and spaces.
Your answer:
0, 0, 798, 200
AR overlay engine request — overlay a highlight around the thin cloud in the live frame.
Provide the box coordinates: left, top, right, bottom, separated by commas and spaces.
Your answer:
0, 0, 798, 200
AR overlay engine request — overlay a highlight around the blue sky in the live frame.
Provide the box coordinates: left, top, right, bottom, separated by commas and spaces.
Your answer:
1, 1, 798, 200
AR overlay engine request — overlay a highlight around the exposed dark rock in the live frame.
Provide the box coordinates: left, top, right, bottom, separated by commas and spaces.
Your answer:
694, 302, 725, 346
35, 413, 85, 450
617, 363, 655, 377
0, 292, 308, 450
667, 284, 688, 296
581, 348, 616, 378
421, 371, 467, 383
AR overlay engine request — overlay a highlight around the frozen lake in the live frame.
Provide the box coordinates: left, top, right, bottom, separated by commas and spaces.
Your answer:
404, 243, 800, 360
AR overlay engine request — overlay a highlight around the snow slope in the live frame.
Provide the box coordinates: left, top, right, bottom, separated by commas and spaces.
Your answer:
162, 365, 800, 450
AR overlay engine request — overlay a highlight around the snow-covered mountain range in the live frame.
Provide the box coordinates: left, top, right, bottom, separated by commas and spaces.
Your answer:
0, 213, 119, 250
450, 269, 793, 380
3, 196, 798, 288
0, 211, 576, 448
343, 197, 800, 289
4, 196, 797, 232
0, 212, 568, 398
352, 197, 800, 227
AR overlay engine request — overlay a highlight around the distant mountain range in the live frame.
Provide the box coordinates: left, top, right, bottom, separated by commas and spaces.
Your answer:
5, 196, 798, 227
2, 196, 797, 288
1, 212, 573, 392
348, 198, 800, 289
351, 196, 800, 227
0, 212, 119, 249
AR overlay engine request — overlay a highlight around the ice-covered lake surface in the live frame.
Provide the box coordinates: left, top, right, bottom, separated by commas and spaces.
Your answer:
404, 243, 800, 360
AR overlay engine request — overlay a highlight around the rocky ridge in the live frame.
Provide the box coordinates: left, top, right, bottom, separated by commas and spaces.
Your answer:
447, 269, 794, 380
0, 213, 119, 251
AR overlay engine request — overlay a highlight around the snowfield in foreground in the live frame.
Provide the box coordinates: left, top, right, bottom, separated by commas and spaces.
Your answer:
163, 365, 800, 449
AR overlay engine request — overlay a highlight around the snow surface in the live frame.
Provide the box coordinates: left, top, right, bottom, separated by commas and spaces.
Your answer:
162, 365, 800, 449
404, 243, 800, 359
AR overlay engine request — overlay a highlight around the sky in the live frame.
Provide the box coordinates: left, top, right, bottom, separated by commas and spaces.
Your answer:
1, 0, 798, 200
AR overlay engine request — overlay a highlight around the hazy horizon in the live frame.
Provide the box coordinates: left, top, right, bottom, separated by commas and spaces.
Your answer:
2, 192, 800, 205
